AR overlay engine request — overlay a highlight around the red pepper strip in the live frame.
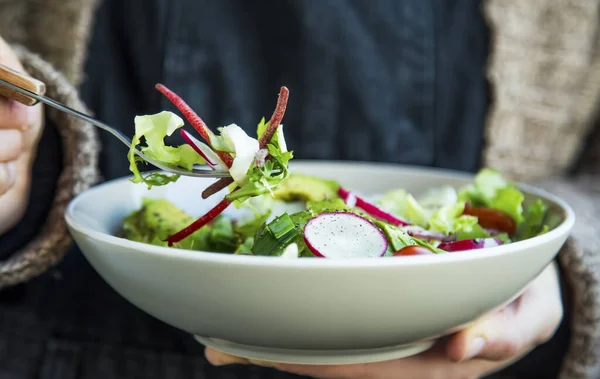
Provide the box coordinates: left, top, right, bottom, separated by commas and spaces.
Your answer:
258, 86, 289, 149
202, 177, 234, 199
166, 197, 233, 246
201, 86, 290, 199
155, 83, 234, 167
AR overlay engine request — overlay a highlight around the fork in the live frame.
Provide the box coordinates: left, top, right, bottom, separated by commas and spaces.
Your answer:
0, 64, 231, 179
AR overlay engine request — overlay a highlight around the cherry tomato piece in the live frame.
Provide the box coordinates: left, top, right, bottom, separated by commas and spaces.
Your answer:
462, 207, 516, 235
393, 245, 434, 256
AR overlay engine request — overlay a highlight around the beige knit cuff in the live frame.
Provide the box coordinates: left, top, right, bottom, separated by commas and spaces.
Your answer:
0, 46, 99, 289
533, 177, 600, 379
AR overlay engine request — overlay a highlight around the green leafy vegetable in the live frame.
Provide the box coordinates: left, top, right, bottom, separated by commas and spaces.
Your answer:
458, 168, 525, 224
128, 111, 206, 189
226, 119, 293, 204
377, 189, 429, 227
234, 237, 254, 255
428, 202, 465, 234
514, 199, 549, 241
488, 187, 525, 224
208, 216, 238, 252
374, 221, 445, 254
454, 215, 490, 241
234, 211, 271, 241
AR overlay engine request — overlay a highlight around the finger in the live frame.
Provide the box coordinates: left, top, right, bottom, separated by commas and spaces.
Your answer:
205, 347, 369, 378
0, 97, 31, 130
0, 36, 24, 71
0, 161, 17, 195
447, 262, 563, 362
0, 129, 22, 161
204, 348, 250, 366
275, 345, 513, 379
0, 36, 35, 130
207, 343, 514, 379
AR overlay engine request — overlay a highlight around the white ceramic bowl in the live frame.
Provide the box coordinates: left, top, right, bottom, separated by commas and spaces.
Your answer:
65, 161, 575, 365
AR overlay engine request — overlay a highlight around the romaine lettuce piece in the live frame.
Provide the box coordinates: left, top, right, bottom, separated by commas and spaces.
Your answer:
458, 168, 525, 224
128, 111, 206, 189
514, 199, 549, 241
377, 189, 429, 227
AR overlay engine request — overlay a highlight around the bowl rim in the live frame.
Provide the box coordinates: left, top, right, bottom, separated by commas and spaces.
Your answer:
65, 160, 576, 268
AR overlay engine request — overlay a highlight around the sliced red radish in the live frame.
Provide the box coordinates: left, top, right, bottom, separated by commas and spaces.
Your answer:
337, 188, 411, 226
402, 225, 455, 242
303, 212, 388, 258
437, 238, 503, 252
180, 129, 228, 170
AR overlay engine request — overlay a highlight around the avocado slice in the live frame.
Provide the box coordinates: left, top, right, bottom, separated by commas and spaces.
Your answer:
121, 198, 238, 251
273, 174, 340, 202
121, 198, 194, 246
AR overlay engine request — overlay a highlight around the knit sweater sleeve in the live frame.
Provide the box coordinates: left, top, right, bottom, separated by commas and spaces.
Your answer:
535, 123, 600, 379
0, 46, 99, 289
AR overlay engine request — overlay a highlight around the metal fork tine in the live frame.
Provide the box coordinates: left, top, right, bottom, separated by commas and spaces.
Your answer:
0, 77, 231, 179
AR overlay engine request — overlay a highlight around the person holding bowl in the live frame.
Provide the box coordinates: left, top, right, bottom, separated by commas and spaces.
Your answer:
0, 1, 598, 378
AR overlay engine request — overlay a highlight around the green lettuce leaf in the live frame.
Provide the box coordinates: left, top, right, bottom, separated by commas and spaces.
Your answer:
377, 189, 429, 227
428, 202, 465, 234
226, 119, 293, 204
128, 111, 206, 189
428, 202, 491, 239
234, 237, 254, 255
454, 215, 490, 241
514, 199, 549, 241
374, 221, 445, 254
458, 168, 525, 224
235, 211, 272, 241
488, 187, 525, 224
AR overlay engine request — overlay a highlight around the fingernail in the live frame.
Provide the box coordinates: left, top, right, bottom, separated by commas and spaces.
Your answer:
463, 337, 486, 361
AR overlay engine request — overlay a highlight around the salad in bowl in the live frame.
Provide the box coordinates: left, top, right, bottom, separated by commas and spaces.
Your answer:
122, 84, 552, 260
63, 84, 573, 364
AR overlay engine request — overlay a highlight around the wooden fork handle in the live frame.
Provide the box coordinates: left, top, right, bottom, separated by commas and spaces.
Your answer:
0, 63, 46, 106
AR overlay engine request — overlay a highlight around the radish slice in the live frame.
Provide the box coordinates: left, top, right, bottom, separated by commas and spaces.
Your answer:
337, 188, 411, 226
438, 238, 503, 252
180, 129, 228, 170
303, 212, 388, 258
403, 225, 455, 242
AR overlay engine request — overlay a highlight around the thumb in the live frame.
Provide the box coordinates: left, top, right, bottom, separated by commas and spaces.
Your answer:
446, 262, 563, 362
